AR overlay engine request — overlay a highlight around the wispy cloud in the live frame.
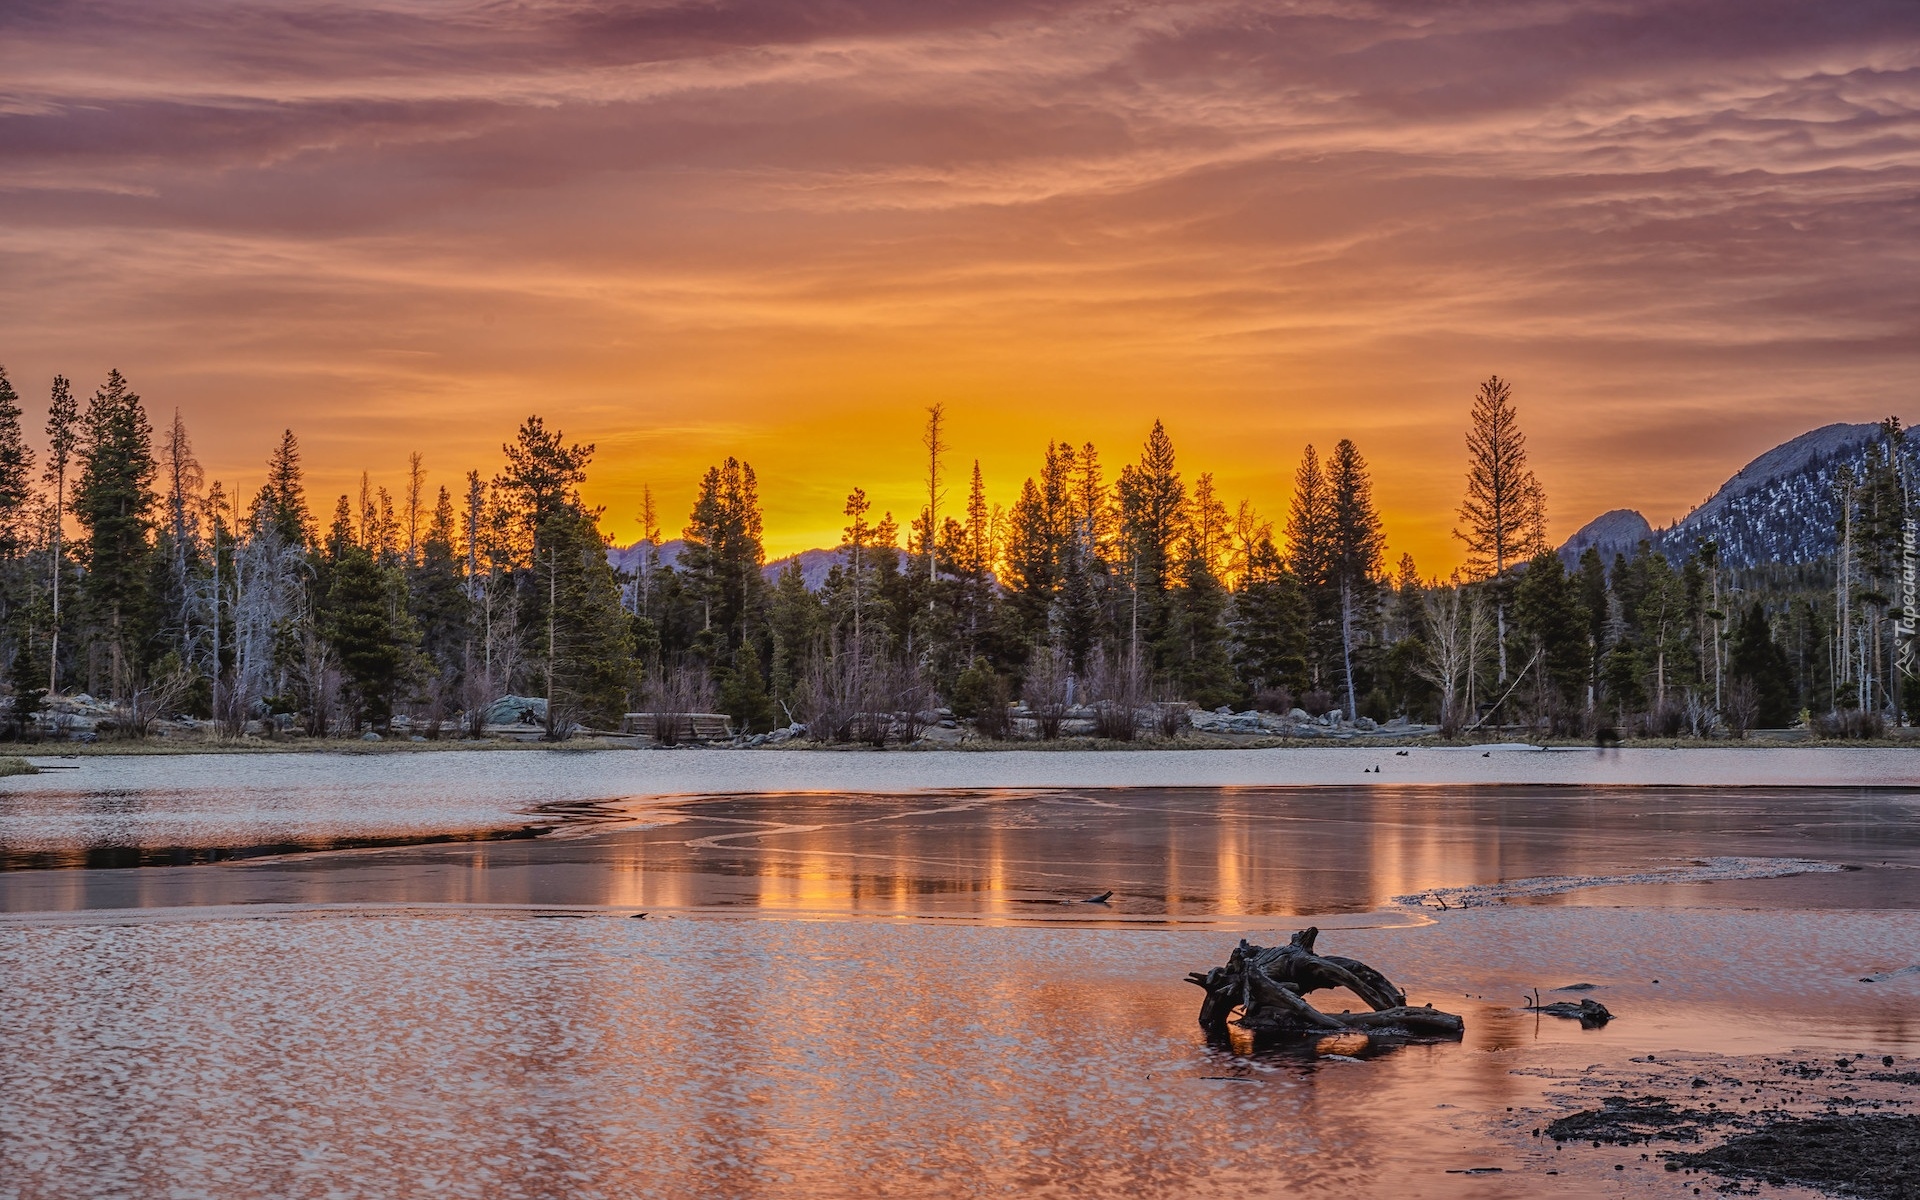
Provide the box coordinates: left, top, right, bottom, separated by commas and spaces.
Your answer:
0, 0, 1915, 557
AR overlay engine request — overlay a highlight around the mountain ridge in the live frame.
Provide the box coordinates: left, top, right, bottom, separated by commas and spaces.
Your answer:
1560, 420, 1894, 569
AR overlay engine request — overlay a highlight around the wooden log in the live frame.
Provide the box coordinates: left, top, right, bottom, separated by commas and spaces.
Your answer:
1327, 1006, 1466, 1037
1190, 928, 1462, 1041
1243, 928, 1406, 1012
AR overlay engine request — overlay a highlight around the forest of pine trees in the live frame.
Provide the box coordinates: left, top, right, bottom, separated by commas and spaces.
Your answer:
0, 364, 1911, 743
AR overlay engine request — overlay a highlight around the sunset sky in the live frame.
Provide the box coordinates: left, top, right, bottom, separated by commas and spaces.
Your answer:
1, 0, 1915, 569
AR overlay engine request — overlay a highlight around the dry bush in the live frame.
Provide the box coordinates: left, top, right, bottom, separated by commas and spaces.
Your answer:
1811, 707, 1884, 740
1721, 680, 1758, 738
1300, 689, 1335, 718
114, 659, 198, 739
1022, 645, 1071, 740
1636, 699, 1686, 738
1086, 653, 1146, 741
643, 658, 716, 746
972, 684, 1015, 739
1253, 686, 1293, 716
1682, 690, 1720, 739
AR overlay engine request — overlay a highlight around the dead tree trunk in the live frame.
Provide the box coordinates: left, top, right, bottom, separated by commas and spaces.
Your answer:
1187, 926, 1464, 1040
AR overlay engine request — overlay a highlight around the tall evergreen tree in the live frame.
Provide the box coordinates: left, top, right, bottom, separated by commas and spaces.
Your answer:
767, 558, 821, 710
0, 366, 35, 563
1454, 375, 1546, 682
1512, 551, 1586, 730
680, 457, 766, 656
1002, 461, 1063, 648
254, 429, 314, 549
494, 415, 593, 559
1116, 421, 1184, 671
534, 506, 635, 730
410, 486, 470, 673
43, 376, 78, 694
1327, 439, 1383, 720
1728, 601, 1794, 727
1231, 533, 1308, 698
323, 539, 417, 731
1577, 546, 1609, 715
153, 409, 205, 665
1285, 444, 1337, 690
74, 370, 157, 698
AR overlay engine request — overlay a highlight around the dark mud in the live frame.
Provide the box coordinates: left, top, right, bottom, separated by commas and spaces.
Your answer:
1546, 1095, 1738, 1145
1669, 1115, 1920, 1199
1528, 1054, 1920, 1197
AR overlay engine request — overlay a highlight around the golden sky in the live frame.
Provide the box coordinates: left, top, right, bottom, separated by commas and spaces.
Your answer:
1, 0, 1916, 569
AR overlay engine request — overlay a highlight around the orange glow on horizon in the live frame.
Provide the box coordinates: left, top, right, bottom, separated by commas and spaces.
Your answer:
1, 0, 1912, 572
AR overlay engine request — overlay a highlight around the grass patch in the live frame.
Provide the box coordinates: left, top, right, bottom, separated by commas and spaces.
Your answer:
0, 756, 39, 776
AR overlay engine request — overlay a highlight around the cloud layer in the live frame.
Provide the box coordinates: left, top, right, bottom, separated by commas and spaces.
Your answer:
1, 0, 1916, 561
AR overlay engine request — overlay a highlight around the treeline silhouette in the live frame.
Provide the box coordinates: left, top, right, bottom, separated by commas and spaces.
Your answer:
0, 366, 1905, 741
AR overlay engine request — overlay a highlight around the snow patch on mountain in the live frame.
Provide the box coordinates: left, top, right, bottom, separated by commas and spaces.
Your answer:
1562, 421, 1897, 569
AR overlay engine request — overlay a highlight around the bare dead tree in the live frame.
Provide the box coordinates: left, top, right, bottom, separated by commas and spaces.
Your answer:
1415, 576, 1488, 735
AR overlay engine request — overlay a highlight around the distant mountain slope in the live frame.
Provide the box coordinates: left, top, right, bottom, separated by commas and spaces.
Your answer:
764, 547, 847, 590
606, 539, 685, 575
1560, 509, 1653, 563
607, 540, 847, 590
1561, 421, 1894, 569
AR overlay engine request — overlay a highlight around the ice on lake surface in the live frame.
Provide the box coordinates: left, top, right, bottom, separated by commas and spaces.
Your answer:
1, 753, 1917, 1198
4, 745, 1917, 866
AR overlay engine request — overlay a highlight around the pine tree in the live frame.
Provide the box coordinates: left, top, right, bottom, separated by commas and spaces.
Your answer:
634, 483, 664, 617
410, 486, 469, 673
1454, 375, 1546, 682
680, 457, 765, 656
1002, 475, 1057, 647
1327, 438, 1383, 721
1232, 533, 1308, 699
254, 429, 313, 549
1285, 444, 1336, 689
535, 506, 635, 730
1116, 421, 1184, 671
74, 370, 157, 698
914, 403, 946, 591
404, 452, 425, 569
494, 415, 593, 559
1577, 546, 1609, 715
1728, 601, 1793, 727
717, 643, 778, 732
767, 558, 821, 710
1512, 551, 1586, 731
323, 540, 417, 731
0, 366, 35, 563
43, 376, 78, 695
1171, 531, 1234, 707
153, 410, 206, 665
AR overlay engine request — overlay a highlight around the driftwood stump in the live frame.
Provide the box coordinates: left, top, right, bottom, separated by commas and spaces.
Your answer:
1186, 927, 1464, 1039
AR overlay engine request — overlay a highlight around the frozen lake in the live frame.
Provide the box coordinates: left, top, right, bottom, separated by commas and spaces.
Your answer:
5, 744, 1919, 864
1, 753, 1917, 1198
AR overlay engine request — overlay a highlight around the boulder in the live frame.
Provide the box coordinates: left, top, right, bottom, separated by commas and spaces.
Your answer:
485, 695, 547, 725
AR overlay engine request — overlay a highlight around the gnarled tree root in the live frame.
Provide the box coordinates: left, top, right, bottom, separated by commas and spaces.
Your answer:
1186, 927, 1464, 1040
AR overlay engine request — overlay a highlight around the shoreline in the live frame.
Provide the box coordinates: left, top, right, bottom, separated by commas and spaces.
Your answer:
10, 744, 1920, 793
5, 728, 1918, 759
